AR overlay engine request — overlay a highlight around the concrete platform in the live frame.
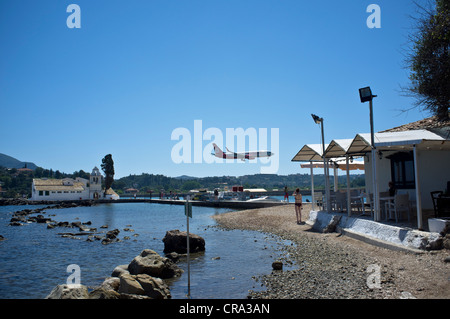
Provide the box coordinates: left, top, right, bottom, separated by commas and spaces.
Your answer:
307, 210, 442, 253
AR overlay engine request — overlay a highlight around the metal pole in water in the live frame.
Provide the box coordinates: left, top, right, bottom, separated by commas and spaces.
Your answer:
185, 198, 191, 298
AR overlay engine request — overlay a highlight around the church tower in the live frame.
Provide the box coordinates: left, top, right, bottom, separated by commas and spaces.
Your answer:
89, 167, 102, 199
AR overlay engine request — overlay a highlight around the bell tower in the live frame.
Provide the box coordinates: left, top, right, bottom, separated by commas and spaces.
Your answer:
89, 166, 102, 199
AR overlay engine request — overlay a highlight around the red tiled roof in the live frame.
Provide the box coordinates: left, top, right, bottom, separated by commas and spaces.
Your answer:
381, 113, 450, 133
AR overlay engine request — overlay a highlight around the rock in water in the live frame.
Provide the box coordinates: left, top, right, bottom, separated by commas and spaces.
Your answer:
162, 229, 205, 254
45, 284, 89, 299
111, 264, 130, 277
118, 273, 171, 299
135, 274, 171, 299
118, 274, 146, 295
272, 261, 283, 271
106, 229, 120, 239
128, 249, 183, 279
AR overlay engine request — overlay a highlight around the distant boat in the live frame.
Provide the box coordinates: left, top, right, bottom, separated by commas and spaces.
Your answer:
246, 196, 282, 203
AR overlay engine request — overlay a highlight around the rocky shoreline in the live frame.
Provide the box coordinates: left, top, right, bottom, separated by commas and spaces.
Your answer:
3, 200, 132, 244
46, 249, 179, 299
0, 198, 97, 206
213, 204, 450, 299
46, 230, 205, 299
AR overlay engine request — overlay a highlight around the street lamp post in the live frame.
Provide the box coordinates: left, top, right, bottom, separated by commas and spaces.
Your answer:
311, 114, 331, 212
359, 87, 379, 221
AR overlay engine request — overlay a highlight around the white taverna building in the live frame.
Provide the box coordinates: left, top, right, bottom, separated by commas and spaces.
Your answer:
31, 167, 119, 201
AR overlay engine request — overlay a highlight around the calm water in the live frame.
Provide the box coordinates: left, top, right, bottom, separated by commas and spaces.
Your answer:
0, 203, 294, 299
270, 195, 312, 202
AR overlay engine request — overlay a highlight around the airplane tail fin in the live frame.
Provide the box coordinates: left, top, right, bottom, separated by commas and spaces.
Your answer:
212, 143, 224, 156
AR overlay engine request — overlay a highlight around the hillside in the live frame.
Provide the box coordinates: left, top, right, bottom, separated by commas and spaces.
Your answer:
0, 155, 365, 197
0, 153, 38, 170
112, 173, 366, 194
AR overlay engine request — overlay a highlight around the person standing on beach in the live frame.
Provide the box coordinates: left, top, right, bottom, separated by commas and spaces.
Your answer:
284, 186, 289, 202
293, 188, 302, 224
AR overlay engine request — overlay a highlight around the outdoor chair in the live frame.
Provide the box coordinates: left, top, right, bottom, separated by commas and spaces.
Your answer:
379, 191, 391, 220
349, 190, 363, 213
365, 193, 374, 217
385, 193, 411, 223
313, 191, 323, 209
334, 191, 346, 212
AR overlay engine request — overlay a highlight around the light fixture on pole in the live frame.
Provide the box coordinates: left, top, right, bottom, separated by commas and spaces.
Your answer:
359, 86, 379, 221
311, 114, 331, 212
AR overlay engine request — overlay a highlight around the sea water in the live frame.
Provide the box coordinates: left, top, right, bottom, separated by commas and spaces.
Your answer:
0, 203, 293, 299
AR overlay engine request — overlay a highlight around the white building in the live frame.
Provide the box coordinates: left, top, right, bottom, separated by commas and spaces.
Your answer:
31, 167, 119, 201
292, 115, 450, 230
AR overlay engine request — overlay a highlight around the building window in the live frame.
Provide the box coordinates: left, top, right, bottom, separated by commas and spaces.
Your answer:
388, 151, 415, 189
39, 191, 43, 196
45, 191, 50, 196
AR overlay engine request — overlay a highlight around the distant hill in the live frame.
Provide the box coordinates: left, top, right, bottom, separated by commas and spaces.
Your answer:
112, 173, 366, 193
175, 175, 197, 180
0, 153, 38, 170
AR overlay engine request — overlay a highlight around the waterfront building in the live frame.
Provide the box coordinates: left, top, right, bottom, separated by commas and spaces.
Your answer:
31, 167, 119, 201
292, 114, 450, 230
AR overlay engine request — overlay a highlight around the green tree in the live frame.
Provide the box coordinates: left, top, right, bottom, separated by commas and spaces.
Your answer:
404, 0, 450, 120
181, 180, 202, 191
101, 154, 115, 194
34, 167, 44, 178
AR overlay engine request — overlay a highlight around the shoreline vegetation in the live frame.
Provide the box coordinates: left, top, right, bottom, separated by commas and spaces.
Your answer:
213, 204, 450, 299
0, 164, 365, 198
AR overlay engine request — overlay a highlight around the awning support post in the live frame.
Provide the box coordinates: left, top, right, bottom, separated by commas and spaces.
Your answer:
310, 162, 315, 210
346, 155, 351, 216
413, 145, 423, 230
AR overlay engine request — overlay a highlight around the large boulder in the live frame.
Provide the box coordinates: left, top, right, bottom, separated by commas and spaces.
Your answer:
46, 284, 89, 299
88, 287, 120, 299
111, 264, 130, 277
128, 249, 183, 279
118, 274, 146, 295
118, 273, 171, 299
135, 274, 171, 299
162, 229, 205, 254
101, 277, 121, 291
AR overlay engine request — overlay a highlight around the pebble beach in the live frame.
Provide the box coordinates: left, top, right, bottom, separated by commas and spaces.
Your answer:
213, 204, 450, 299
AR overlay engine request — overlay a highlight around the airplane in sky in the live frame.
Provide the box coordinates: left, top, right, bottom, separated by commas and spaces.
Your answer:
211, 143, 274, 161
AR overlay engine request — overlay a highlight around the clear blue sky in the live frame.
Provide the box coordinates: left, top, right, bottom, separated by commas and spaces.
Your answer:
0, 0, 432, 178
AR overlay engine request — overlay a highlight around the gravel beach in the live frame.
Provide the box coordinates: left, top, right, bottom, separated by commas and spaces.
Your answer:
213, 204, 450, 299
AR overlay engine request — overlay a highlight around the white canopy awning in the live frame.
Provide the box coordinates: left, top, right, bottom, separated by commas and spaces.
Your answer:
291, 144, 328, 162
350, 129, 449, 151
323, 139, 354, 158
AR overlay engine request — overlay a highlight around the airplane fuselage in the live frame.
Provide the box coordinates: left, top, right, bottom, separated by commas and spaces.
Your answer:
212, 144, 273, 161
